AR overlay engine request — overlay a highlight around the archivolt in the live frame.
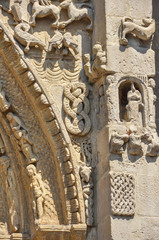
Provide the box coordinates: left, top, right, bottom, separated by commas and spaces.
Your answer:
0, 21, 86, 238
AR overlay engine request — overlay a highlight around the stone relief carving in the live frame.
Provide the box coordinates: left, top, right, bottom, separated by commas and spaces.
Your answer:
125, 82, 144, 126
120, 17, 155, 46
6, 112, 37, 165
110, 130, 129, 155
105, 75, 159, 158
110, 172, 135, 216
14, 23, 46, 53
30, 0, 60, 27
80, 165, 93, 226
5, 167, 20, 233
26, 164, 45, 223
0, 84, 10, 112
0, 0, 23, 25
84, 43, 107, 83
63, 83, 91, 136
59, 0, 93, 31
48, 30, 79, 56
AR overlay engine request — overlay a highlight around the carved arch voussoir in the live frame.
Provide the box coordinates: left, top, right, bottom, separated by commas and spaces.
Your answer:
0, 20, 86, 239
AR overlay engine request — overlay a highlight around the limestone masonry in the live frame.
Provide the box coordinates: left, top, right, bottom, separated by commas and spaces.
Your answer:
0, 0, 158, 239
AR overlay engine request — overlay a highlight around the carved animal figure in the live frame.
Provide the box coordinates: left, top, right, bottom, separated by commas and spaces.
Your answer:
0, 84, 10, 112
0, 0, 23, 25
30, 0, 60, 27
120, 17, 155, 45
59, 0, 93, 31
14, 23, 46, 53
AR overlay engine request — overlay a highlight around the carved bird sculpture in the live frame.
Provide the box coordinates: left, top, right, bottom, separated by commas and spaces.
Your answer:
48, 30, 63, 53
63, 32, 79, 54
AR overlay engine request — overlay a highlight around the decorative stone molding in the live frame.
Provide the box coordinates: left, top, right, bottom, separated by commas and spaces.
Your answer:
110, 172, 135, 216
120, 17, 155, 46
63, 83, 91, 136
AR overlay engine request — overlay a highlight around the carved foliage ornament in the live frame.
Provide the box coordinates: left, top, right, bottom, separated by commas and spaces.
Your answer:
120, 17, 155, 46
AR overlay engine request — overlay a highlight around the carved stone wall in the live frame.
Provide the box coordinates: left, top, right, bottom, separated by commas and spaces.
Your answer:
0, 0, 159, 240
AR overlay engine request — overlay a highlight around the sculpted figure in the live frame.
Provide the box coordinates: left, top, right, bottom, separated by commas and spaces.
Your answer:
30, 0, 60, 27
48, 31, 79, 55
14, 23, 46, 53
120, 17, 155, 46
128, 127, 143, 156
84, 43, 107, 83
80, 165, 93, 226
6, 168, 20, 232
0, 0, 23, 25
26, 164, 45, 221
126, 83, 143, 125
148, 78, 156, 129
145, 130, 159, 157
6, 113, 37, 164
59, 0, 93, 31
110, 130, 129, 154
0, 84, 10, 112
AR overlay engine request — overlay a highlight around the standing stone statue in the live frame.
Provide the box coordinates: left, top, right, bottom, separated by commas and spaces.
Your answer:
126, 82, 143, 126
26, 164, 45, 222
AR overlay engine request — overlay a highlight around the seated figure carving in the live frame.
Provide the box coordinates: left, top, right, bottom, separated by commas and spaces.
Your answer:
84, 43, 107, 83
120, 17, 155, 46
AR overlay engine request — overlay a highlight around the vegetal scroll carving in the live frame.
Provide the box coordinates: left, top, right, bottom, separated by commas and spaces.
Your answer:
59, 0, 93, 31
110, 172, 135, 216
14, 23, 46, 53
63, 83, 91, 136
120, 17, 155, 46
84, 43, 107, 83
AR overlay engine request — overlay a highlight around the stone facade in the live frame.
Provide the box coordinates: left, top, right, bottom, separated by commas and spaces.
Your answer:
0, 0, 158, 239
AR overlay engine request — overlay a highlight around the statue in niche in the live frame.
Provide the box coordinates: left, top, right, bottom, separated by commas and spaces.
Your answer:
6, 112, 37, 165
0, 0, 23, 25
6, 167, 20, 233
110, 130, 129, 155
120, 17, 155, 46
0, 84, 10, 113
84, 43, 107, 83
125, 82, 143, 126
59, 0, 93, 31
30, 0, 60, 27
128, 126, 143, 156
26, 164, 45, 222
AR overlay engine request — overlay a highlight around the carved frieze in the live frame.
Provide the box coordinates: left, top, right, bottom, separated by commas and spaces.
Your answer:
110, 172, 135, 216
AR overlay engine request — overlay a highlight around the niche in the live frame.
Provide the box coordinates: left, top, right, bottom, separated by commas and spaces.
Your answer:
119, 81, 144, 126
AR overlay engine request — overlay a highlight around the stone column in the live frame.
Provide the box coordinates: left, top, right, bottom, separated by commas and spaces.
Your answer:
94, 0, 159, 239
